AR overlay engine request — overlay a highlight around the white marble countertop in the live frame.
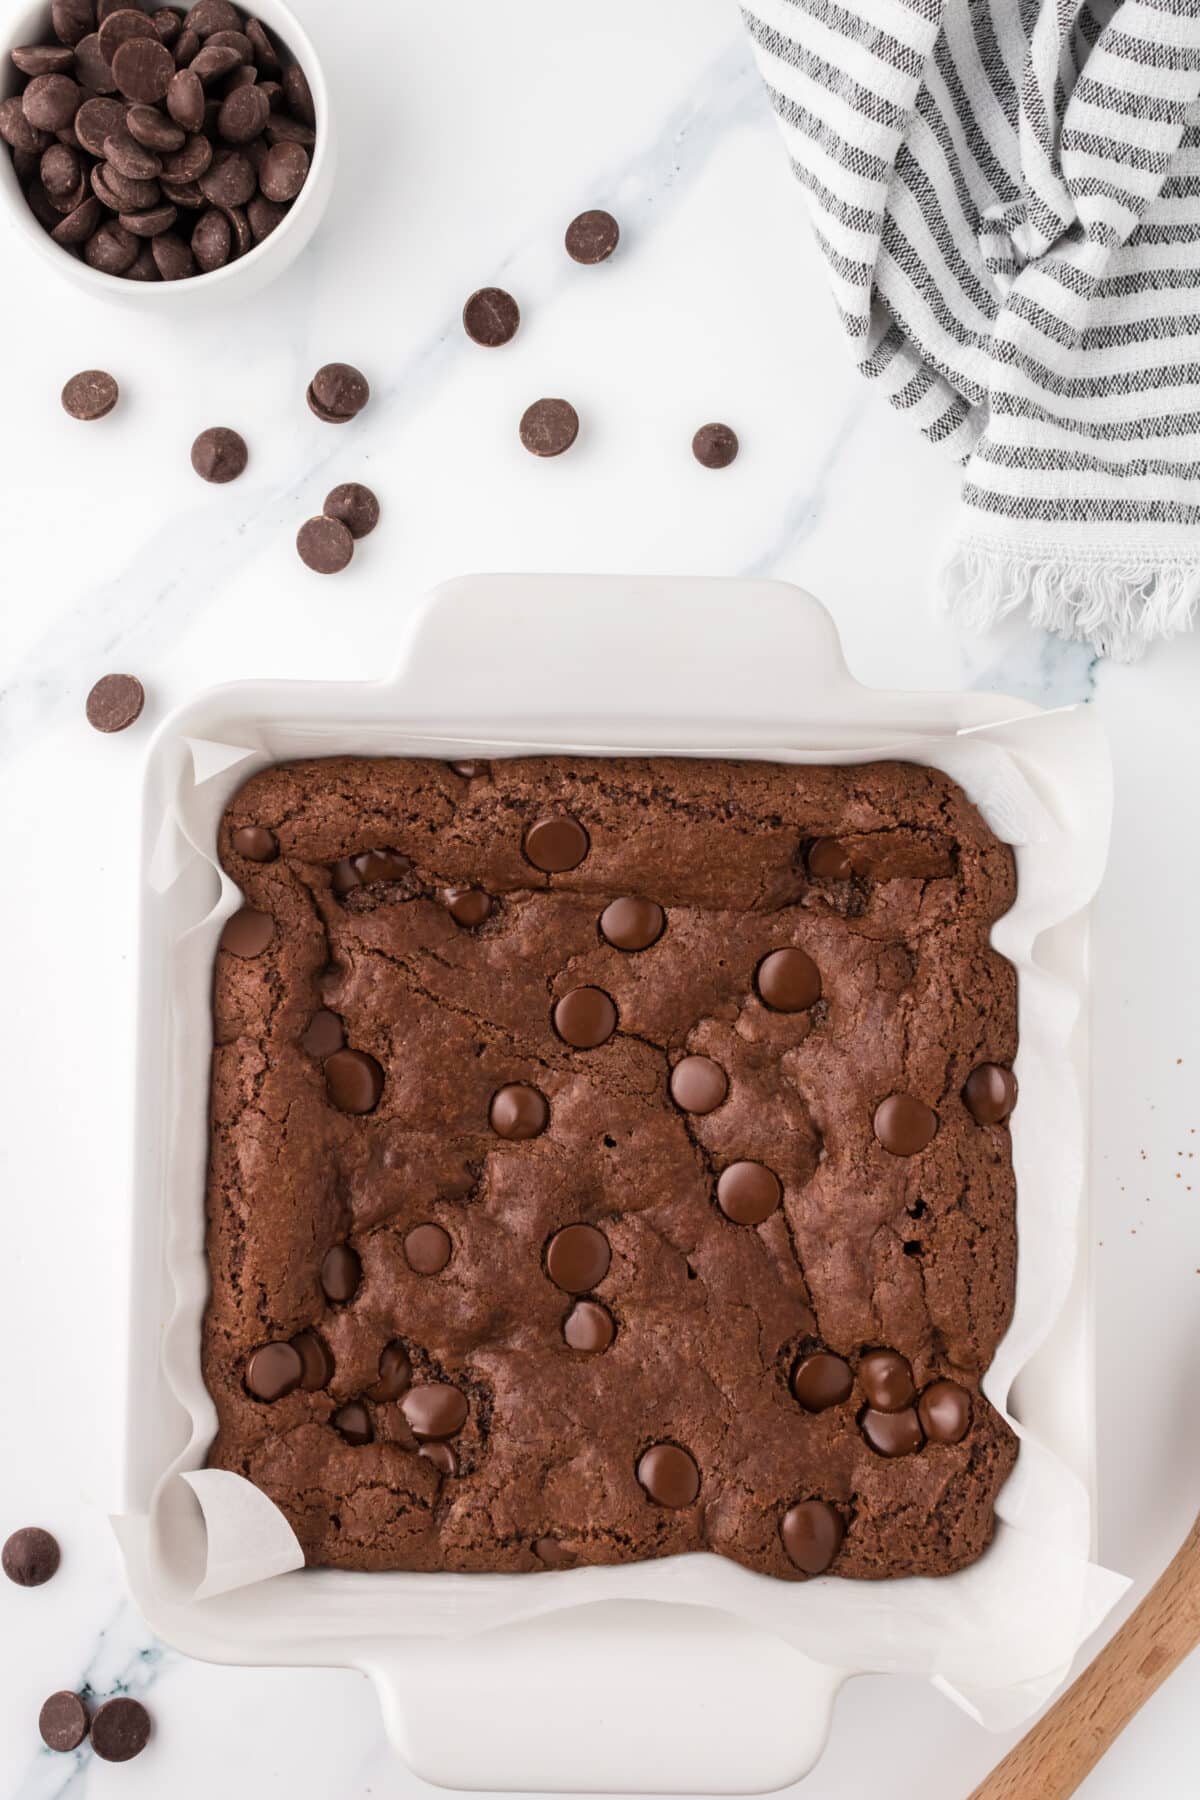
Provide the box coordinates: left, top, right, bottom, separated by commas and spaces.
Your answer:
1, 1, 1198, 1795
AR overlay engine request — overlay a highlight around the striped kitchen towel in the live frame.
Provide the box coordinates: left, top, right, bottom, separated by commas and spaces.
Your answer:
741, 0, 1200, 659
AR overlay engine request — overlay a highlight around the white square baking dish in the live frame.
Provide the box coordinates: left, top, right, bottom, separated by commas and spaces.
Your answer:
115, 575, 1122, 1793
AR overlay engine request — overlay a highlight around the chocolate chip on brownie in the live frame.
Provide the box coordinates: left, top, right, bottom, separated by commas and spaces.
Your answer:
62, 368, 119, 419
85, 672, 144, 732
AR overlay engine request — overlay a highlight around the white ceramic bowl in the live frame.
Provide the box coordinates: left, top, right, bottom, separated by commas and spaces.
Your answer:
0, 0, 335, 305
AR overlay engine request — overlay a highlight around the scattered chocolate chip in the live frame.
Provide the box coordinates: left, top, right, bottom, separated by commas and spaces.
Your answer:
563, 1299, 615, 1352
191, 424, 247, 482
322, 481, 379, 539
807, 837, 852, 879
780, 1501, 844, 1575
523, 814, 589, 872
307, 361, 368, 421
918, 1380, 972, 1444
873, 1094, 938, 1156
636, 1443, 699, 1508
90, 1697, 151, 1763
755, 946, 821, 1012
331, 1401, 372, 1445
716, 1161, 782, 1225
289, 1329, 333, 1390
462, 285, 520, 347
669, 1055, 727, 1115
489, 1083, 549, 1140
246, 1340, 302, 1401
2, 1526, 60, 1587
858, 1350, 915, 1412
565, 208, 619, 264
219, 906, 272, 957
62, 367, 118, 420
553, 986, 617, 1049
964, 1063, 1018, 1125
297, 514, 353, 574
442, 887, 492, 926
39, 1691, 89, 1753
860, 1406, 923, 1457
519, 397, 579, 457
546, 1223, 611, 1293
791, 1351, 853, 1412
231, 823, 277, 861
692, 422, 739, 469
370, 1341, 412, 1401
302, 1008, 344, 1058
85, 671, 144, 731
320, 1243, 361, 1303
599, 896, 664, 951
404, 1223, 452, 1275
400, 1383, 468, 1440
324, 1048, 383, 1114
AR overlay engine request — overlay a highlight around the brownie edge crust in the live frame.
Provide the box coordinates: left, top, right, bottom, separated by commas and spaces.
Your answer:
204, 756, 1019, 1581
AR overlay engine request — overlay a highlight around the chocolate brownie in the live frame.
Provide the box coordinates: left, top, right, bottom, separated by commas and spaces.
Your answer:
204, 756, 1019, 1580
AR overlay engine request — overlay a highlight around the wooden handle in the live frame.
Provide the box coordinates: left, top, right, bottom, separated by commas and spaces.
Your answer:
968, 1512, 1200, 1800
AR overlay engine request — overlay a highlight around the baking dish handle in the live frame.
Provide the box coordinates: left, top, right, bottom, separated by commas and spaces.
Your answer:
364, 1610, 847, 1793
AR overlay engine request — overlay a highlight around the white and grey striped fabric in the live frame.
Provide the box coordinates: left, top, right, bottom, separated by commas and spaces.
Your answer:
742, 0, 1200, 658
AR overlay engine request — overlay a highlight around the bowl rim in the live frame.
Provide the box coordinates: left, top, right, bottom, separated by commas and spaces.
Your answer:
0, 0, 331, 298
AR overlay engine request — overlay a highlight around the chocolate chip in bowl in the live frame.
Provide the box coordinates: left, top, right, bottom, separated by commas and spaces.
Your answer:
0, 0, 333, 299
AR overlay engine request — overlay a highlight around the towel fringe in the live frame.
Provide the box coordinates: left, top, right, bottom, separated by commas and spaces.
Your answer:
942, 542, 1200, 662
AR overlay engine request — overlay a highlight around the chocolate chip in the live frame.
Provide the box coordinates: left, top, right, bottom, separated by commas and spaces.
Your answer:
563, 1299, 615, 1352
150, 227, 195, 276
232, 823, 277, 861
323, 481, 379, 539
669, 1055, 727, 1115
791, 1351, 853, 1412
104, 124, 162, 177
636, 1443, 699, 1508
964, 1063, 1018, 1125
420, 1441, 458, 1476
40, 147, 84, 210
219, 906, 272, 957
320, 1242, 361, 1302
442, 887, 492, 926
332, 1400, 372, 1445
370, 1341, 412, 1400
325, 1048, 383, 1114
0, 97, 52, 153
247, 193, 285, 240
490, 1083, 548, 1140
74, 29, 117, 92
546, 1223, 610, 1293
807, 837, 852, 879
206, 26, 252, 58
858, 1350, 915, 1412
2, 1526, 60, 1587
918, 1380, 972, 1444
462, 286, 520, 347
74, 96, 126, 155
264, 111, 313, 146
12, 45, 78, 77
39, 1691, 89, 1752
282, 59, 314, 126
191, 425, 247, 482
198, 145, 252, 204
523, 814, 588, 872
50, 194, 100, 244
716, 1161, 781, 1225
127, 100, 184, 148
246, 1340, 302, 1401
297, 515, 353, 574
62, 367, 118, 419
51, 0, 96, 50
111, 34, 173, 101
216, 80, 266, 141
447, 760, 483, 778
873, 1094, 938, 1156
599, 896, 664, 951
253, 134, 303, 199
185, 0, 241, 36
290, 1329, 333, 1390
94, 158, 160, 210
565, 208, 619, 264
125, 241, 161, 278
519, 397, 579, 457
302, 1008, 344, 1058
244, 16, 279, 73
119, 202, 177, 235
692, 422, 739, 469
400, 1383, 468, 1440
98, 8, 158, 61
755, 947, 821, 1012
86, 671, 143, 731
90, 1697, 151, 1763
153, 8, 182, 43
84, 216, 139, 270
23, 73, 83, 131
860, 1406, 923, 1457
191, 203, 230, 266
173, 25, 200, 64
553, 986, 617, 1049
405, 1223, 451, 1275
166, 66, 204, 128
189, 41, 241, 82
780, 1501, 844, 1575
308, 361, 368, 420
